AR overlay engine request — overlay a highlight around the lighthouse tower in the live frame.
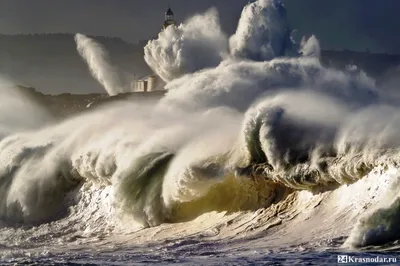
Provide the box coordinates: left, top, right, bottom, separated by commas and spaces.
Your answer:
162, 7, 176, 30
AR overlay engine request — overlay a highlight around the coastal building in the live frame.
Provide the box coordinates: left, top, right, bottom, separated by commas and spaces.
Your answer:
132, 7, 175, 92
163, 7, 176, 30
132, 75, 163, 92
138, 7, 177, 46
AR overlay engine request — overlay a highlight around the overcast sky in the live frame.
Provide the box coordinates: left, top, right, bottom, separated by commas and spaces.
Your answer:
0, 0, 399, 54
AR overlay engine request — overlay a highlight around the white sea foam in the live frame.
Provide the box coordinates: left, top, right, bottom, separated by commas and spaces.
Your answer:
1, 0, 400, 258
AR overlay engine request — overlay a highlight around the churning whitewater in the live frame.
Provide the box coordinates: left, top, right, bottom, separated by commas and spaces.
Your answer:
1, 0, 400, 262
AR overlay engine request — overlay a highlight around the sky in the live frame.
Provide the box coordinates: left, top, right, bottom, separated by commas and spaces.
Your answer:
0, 0, 399, 54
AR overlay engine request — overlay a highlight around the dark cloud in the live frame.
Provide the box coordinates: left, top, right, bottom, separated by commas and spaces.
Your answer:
0, 0, 398, 53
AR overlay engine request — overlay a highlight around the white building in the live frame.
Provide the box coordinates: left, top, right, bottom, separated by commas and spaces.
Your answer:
131, 8, 175, 92
131, 75, 164, 92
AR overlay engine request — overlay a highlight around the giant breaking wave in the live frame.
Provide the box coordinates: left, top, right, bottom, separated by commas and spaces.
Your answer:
1, 0, 400, 251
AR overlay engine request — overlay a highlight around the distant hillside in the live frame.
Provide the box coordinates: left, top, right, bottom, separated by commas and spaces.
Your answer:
0, 34, 151, 94
16, 85, 165, 118
0, 34, 399, 95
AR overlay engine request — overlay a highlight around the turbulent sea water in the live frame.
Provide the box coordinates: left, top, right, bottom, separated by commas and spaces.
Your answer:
1, 0, 400, 265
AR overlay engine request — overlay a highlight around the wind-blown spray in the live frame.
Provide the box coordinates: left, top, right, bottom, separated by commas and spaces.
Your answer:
0, 78, 52, 139
229, 0, 293, 61
1, 0, 400, 256
144, 8, 228, 82
75, 33, 128, 96
299, 35, 321, 58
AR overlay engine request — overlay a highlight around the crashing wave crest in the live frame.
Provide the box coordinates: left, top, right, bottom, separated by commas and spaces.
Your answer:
0, 0, 399, 250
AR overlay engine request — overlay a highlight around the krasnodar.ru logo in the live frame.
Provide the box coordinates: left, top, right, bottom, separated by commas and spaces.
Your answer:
338, 255, 348, 263
336, 255, 397, 264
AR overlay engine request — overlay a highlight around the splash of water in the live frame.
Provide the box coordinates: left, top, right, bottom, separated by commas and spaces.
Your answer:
299, 35, 321, 58
144, 8, 228, 82
75, 33, 128, 96
0, 78, 52, 139
230, 0, 293, 61
1, 0, 400, 252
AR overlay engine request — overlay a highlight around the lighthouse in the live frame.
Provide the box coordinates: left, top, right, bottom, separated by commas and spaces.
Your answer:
162, 7, 176, 30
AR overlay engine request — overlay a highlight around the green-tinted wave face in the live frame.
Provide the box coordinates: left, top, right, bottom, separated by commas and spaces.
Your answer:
115, 152, 174, 227
167, 174, 291, 223
346, 193, 400, 247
